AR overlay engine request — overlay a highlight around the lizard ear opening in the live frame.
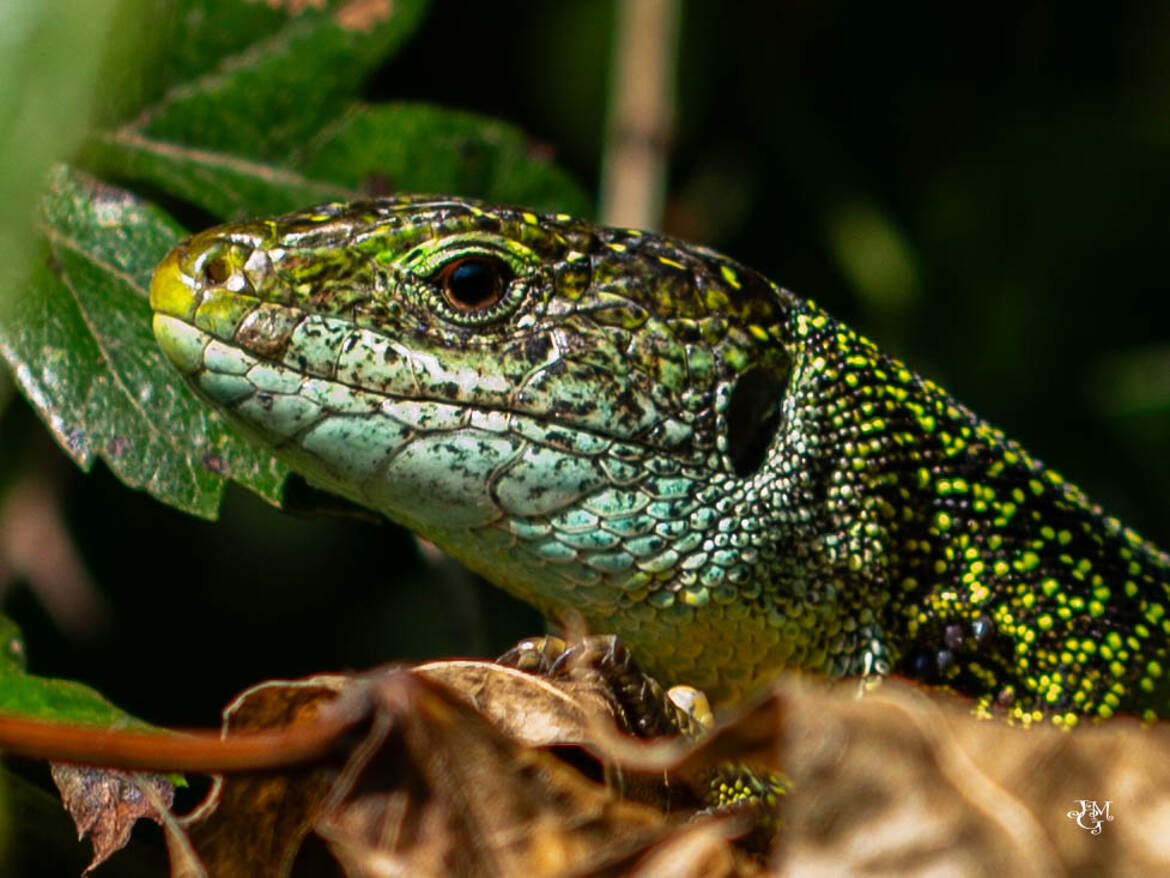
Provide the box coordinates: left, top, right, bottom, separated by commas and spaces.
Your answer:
725, 366, 786, 477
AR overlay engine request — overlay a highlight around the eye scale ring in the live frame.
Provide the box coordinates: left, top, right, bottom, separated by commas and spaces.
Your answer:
432, 255, 511, 313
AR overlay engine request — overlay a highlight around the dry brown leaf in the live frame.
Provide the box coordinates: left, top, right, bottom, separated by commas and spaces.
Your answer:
103, 647, 1170, 875
422, 658, 1170, 874
178, 675, 350, 878
316, 670, 678, 878
769, 675, 1170, 876
50, 763, 174, 875
415, 656, 743, 816
624, 818, 763, 878
173, 664, 711, 877
162, 808, 208, 878
415, 659, 619, 748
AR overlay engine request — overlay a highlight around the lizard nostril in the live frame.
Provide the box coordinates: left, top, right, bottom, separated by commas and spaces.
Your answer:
203, 254, 232, 285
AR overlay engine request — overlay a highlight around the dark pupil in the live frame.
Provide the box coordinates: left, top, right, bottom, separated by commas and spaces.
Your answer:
446, 259, 502, 309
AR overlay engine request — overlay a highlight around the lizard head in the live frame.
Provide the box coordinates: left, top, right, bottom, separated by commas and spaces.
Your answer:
150, 197, 807, 699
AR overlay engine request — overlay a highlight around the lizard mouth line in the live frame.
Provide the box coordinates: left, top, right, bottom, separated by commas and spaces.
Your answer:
153, 312, 695, 460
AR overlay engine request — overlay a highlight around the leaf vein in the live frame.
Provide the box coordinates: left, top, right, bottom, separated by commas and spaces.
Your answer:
45, 233, 169, 451
99, 129, 355, 200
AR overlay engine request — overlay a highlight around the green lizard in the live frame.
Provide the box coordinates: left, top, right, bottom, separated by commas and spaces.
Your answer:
149, 196, 1170, 727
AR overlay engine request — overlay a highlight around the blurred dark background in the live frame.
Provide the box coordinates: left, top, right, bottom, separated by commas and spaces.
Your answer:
3, 0, 1169, 729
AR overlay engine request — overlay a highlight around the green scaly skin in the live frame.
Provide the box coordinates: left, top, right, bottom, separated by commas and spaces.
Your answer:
150, 196, 1170, 726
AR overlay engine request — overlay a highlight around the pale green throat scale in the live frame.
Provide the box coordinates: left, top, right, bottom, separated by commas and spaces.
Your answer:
149, 196, 1170, 726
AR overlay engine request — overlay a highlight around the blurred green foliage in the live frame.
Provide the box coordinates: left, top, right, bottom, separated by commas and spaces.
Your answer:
0, 0, 126, 316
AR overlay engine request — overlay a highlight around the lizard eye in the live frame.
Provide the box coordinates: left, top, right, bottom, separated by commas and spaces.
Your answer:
433, 256, 512, 313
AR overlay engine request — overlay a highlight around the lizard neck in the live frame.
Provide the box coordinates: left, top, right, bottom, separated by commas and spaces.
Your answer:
778, 302, 1170, 721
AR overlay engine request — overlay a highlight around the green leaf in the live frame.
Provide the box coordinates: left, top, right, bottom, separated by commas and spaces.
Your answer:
84, 0, 432, 220
0, 614, 150, 729
84, 127, 358, 221
0, 166, 286, 517
135, 0, 430, 159
300, 102, 592, 216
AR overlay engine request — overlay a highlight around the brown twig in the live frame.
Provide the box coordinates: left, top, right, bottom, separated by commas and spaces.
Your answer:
0, 684, 370, 772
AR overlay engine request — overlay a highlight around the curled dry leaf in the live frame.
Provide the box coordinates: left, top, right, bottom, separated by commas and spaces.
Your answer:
49, 763, 174, 876
414, 659, 621, 748
315, 670, 743, 878
178, 674, 351, 878
416, 655, 781, 819
171, 663, 765, 877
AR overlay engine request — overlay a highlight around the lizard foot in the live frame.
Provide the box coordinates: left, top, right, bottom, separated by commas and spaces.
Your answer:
498, 633, 707, 738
